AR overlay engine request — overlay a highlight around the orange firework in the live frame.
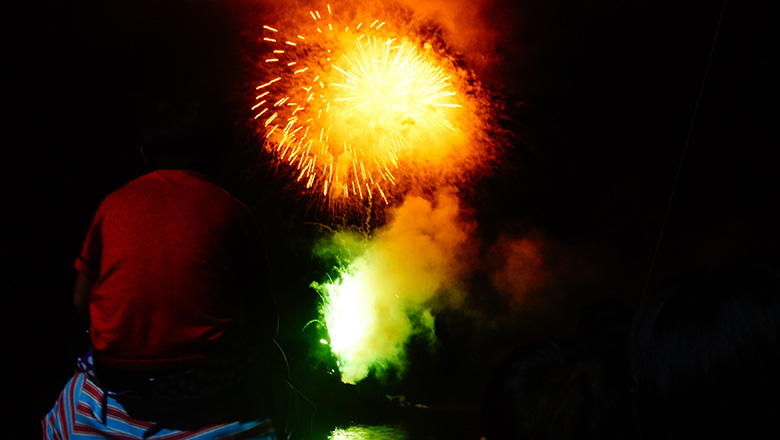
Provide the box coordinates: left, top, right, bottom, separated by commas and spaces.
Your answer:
251, 2, 497, 211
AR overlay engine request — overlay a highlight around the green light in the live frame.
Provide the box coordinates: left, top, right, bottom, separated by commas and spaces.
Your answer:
309, 192, 471, 384
328, 424, 407, 440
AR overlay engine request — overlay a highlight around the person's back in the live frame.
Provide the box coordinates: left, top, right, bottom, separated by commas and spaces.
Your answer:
82, 169, 263, 371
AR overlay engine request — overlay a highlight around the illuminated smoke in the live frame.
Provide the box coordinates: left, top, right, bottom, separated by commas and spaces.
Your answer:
310, 190, 476, 383
488, 232, 549, 306
238, 0, 554, 384
328, 425, 407, 440
247, 0, 501, 213
392, 0, 510, 74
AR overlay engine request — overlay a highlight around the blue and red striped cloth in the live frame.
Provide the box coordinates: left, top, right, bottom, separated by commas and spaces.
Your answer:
42, 373, 276, 439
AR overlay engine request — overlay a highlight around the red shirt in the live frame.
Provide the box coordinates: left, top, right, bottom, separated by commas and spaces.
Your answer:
76, 170, 262, 371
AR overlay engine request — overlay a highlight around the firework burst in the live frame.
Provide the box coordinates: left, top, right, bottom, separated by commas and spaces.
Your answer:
251, 1, 496, 212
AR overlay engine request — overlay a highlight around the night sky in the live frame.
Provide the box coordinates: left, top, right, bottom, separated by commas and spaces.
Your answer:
10, 0, 779, 436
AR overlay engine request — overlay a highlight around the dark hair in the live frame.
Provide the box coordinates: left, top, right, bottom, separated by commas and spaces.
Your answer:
481, 339, 633, 440
137, 87, 234, 175
630, 259, 780, 439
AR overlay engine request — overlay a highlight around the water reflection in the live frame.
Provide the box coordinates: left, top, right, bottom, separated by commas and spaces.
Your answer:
328, 424, 408, 440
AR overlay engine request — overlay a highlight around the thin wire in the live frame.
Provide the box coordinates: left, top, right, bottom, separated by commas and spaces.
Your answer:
640, 0, 729, 305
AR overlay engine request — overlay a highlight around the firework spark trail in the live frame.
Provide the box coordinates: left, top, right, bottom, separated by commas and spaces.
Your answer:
251, 1, 497, 210
250, 1, 507, 385
310, 190, 475, 383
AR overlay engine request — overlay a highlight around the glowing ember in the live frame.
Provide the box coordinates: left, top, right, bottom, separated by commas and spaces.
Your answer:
251, 2, 485, 208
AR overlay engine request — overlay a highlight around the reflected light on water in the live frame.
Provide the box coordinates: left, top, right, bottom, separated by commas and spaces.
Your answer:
328, 424, 408, 440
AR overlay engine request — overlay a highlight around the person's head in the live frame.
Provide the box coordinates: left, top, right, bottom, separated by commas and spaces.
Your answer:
137, 86, 234, 176
481, 339, 633, 440
630, 259, 780, 439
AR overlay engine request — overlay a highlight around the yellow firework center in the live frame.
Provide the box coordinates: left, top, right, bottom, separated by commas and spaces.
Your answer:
255, 4, 462, 203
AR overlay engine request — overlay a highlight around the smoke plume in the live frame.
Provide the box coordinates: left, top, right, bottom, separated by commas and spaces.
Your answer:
392, 0, 511, 74
488, 232, 550, 306
311, 189, 477, 383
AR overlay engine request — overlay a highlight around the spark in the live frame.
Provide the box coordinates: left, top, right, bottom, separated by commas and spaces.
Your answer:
256, 77, 281, 89
252, 2, 470, 208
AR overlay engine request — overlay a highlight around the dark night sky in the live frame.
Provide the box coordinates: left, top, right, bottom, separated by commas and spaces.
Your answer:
10, 0, 779, 435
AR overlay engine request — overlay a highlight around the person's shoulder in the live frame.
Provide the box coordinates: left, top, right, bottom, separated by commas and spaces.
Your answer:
101, 171, 163, 198
178, 171, 239, 197
175, 170, 254, 214
125, 169, 218, 194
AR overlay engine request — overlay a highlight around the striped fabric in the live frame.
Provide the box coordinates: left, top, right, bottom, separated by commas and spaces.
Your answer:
42, 373, 276, 440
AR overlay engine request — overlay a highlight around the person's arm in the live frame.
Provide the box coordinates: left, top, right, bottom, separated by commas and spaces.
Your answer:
73, 271, 92, 329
